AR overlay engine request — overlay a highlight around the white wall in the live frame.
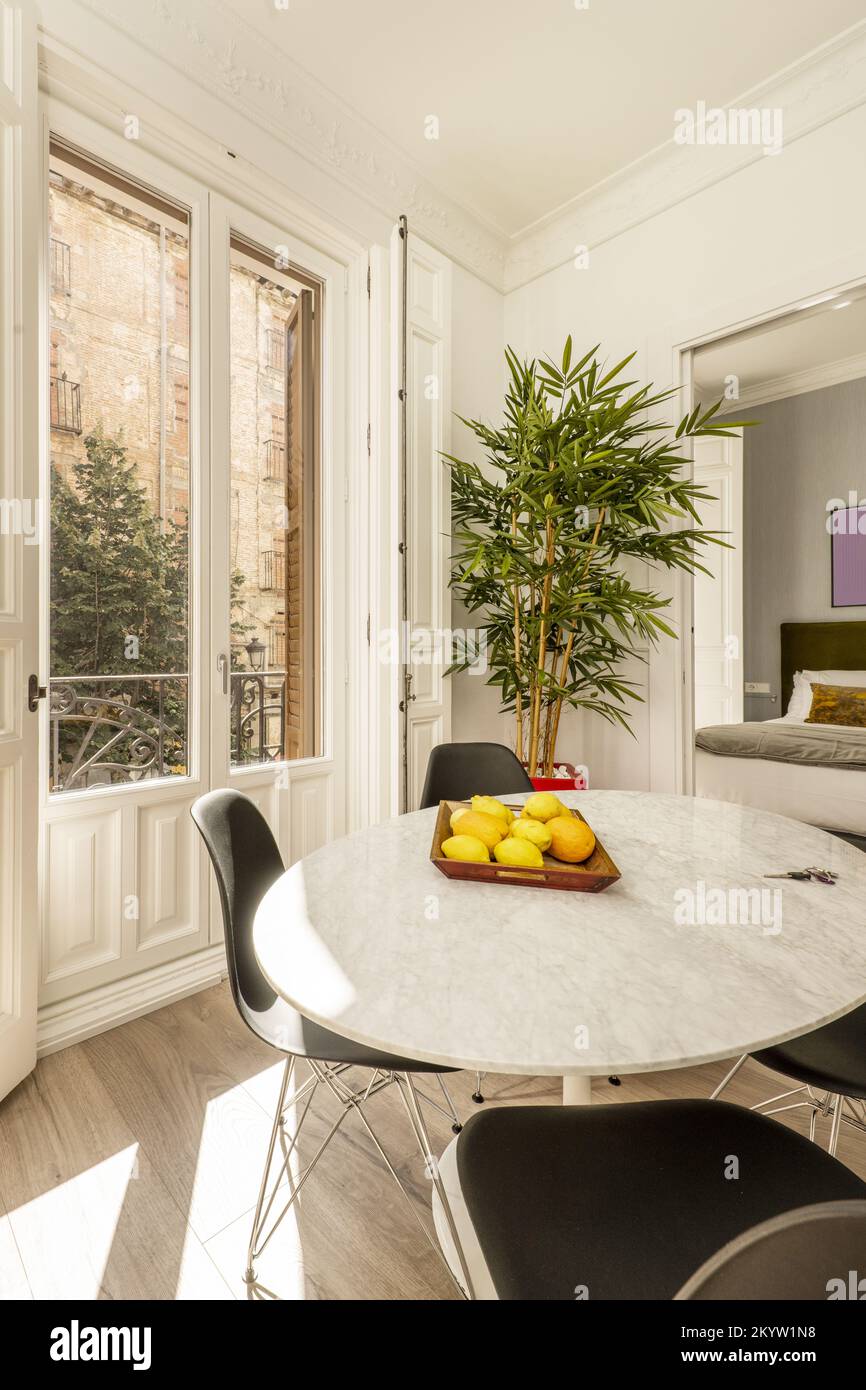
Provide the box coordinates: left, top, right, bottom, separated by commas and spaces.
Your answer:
496, 103, 866, 790
448, 264, 510, 745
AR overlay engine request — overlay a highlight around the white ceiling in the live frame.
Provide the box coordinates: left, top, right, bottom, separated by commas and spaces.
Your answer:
693, 294, 866, 402
224, 0, 865, 236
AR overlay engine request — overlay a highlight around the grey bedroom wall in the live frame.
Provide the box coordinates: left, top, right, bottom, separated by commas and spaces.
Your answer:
741, 376, 866, 721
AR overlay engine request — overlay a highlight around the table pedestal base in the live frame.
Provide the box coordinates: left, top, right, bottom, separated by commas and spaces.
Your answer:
562, 1073, 593, 1105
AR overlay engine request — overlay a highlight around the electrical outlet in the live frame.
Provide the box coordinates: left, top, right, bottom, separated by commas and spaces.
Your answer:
745, 681, 771, 694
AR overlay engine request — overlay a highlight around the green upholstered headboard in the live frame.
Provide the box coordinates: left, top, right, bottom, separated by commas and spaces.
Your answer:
781, 621, 866, 712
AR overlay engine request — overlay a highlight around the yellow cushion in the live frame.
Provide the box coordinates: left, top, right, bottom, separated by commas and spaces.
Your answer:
805, 682, 866, 728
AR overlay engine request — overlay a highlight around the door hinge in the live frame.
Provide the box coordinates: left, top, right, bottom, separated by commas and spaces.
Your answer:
344, 661, 350, 685
366, 613, 371, 645
366, 264, 371, 297
28, 673, 47, 712
366, 422, 371, 456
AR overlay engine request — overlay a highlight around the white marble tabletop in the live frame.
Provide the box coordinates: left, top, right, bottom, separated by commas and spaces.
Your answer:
253, 791, 866, 1078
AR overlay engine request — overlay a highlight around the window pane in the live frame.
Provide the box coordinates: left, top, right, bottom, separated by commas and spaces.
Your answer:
48, 141, 191, 793
229, 237, 320, 766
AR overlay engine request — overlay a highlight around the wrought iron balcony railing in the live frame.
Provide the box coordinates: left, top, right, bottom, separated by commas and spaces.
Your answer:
50, 373, 82, 434
263, 438, 285, 482
49, 670, 289, 791
259, 549, 285, 591
49, 674, 188, 793
230, 670, 287, 767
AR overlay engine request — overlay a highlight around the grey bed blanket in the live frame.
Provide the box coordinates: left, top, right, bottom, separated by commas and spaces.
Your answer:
695, 721, 866, 770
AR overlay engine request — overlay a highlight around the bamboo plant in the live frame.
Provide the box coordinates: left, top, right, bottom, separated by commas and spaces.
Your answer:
445, 339, 749, 778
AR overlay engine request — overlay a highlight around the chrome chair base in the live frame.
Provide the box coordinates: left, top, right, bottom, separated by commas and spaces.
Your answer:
244, 1057, 474, 1298
711, 1054, 866, 1157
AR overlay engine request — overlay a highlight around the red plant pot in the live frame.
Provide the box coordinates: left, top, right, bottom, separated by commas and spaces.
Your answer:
524, 761, 587, 792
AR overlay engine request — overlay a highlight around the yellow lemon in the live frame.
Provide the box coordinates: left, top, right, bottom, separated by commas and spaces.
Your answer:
441, 834, 490, 863
521, 792, 564, 823
493, 837, 544, 869
509, 818, 552, 853
471, 795, 514, 826
547, 815, 596, 863
449, 808, 506, 850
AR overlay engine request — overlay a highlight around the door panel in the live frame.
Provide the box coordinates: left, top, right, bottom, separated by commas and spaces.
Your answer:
693, 433, 744, 729
0, 0, 39, 1100
398, 232, 451, 809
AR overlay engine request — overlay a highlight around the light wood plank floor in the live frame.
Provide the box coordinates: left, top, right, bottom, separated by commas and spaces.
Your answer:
1, 980, 864, 1300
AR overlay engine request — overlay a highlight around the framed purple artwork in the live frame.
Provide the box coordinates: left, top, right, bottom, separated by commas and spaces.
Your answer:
831, 506, 866, 607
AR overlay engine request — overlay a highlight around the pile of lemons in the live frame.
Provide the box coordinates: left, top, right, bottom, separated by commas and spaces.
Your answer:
441, 792, 595, 869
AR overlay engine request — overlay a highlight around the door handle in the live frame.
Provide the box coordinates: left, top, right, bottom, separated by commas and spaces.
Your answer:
216, 653, 229, 695
28, 674, 47, 712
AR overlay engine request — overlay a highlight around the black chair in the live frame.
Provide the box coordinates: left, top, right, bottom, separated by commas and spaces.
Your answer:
420, 742, 533, 1103
710, 1005, 866, 1154
419, 740, 532, 810
444, 1100, 866, 1299
676, 1199, 866, 1299
191, 788, 474, 1295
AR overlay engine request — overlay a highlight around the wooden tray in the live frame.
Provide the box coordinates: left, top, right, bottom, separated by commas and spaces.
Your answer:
430, 801, 621, 894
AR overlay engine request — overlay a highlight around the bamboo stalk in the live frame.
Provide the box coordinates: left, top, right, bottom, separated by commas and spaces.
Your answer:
546, 508, 606, 771
528, 525, 555, 777
511, 510, 523, 763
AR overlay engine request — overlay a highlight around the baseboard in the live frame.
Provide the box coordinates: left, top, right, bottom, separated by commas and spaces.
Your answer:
37, 944, 229, 1057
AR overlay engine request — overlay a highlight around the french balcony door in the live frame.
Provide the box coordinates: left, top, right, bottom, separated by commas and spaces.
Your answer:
36, 121, 350, 1051
208, 196, 347, 874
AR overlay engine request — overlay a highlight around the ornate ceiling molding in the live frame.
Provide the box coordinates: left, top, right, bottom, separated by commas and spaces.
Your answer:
504, 23, 866, 292
63, 5, 866, 296
71, 0, 508, 286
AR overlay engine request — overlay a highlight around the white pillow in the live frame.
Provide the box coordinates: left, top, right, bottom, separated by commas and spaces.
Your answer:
784, 668, 866, 721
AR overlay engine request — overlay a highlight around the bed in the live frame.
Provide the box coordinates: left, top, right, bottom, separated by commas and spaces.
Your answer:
695, 621, 866, 837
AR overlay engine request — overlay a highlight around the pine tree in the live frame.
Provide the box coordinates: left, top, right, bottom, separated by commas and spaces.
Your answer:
50, 426, 188, 677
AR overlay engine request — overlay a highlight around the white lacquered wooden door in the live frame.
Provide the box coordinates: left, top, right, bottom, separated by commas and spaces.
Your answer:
38, 110, 214, 1028
693, 432, 744, 729
0, 0, 39, 1100
395, 229, 451, 810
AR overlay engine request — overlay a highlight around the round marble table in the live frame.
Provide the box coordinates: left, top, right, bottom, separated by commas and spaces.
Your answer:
253, 791, 866, 1104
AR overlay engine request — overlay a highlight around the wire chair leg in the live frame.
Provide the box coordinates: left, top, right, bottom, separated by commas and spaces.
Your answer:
828, 1094, 844, 1157
709, 1053, 747, 1100
397, 1073, 476, 1300
436, 1074, 463, 1133
472, 1071, 486, 1103
245, 1056, 294, 1283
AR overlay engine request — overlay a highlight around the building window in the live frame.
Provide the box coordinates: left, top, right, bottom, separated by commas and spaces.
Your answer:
173, 377, 189, 430
263, 438, 285, 482
265, 326, 285, 372
50, 238, 72, 296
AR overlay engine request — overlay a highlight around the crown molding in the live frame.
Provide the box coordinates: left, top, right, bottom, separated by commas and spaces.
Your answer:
698, 350, 866, 411
66, 0, 508, 288
51, 5, 866, 297
504, 22, 866, 293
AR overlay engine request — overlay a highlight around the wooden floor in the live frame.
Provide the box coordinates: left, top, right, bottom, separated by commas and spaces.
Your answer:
1, 980, 864, 1300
